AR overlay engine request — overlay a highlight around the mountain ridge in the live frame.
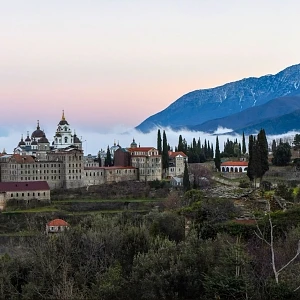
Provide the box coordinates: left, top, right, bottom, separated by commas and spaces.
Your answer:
233, 108, 300, 135
186, 95, 300, 133
136, 63, 300, 133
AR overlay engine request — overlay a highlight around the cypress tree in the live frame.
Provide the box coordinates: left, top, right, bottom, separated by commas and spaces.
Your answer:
247, 135, 255, 182
247, 130, 269, 185
178, 135, 184, 152
242, 132, 246, 154
252, 139, 262, 186
105, 146, 112, 167
207, 141, 211, 159
183, 161, 190, 191
257, 129, 269, 181
162, 130, 169, 171
183, 138, 188, 154
157, 129, 162, 154
214, 136, 221, 171
204, 139, 208, 158
271, 139, 277, 153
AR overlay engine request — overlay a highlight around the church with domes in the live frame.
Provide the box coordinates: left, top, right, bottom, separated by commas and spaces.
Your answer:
15, 111, 82, 158
0, 112, 159, 193
53, 111, 82, 150
0, 111, 86, 189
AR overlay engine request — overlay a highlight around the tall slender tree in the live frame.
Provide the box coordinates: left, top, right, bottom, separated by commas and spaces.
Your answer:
271, 139, 277, 153
183, 161, 190, 191
105, 146, 112, 167
214, 136, 221, 171
157, 129, 162, 154
207, 141, 211, 159
247, 129, 269, 185
247, 135, 255, 182
178, 135, 184, 152
242, 132, 246, 154
162, 130, 169, 172
257, 129, 269, 181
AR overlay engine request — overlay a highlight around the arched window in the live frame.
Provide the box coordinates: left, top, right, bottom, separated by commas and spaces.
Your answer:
64, 126, 67, 131
65, 137, 68, 143
239, 167, 242, 172
230, 167, 234, 172
234, 167, 238, 172
222, 167, 225, 172
226, 167, 229, 172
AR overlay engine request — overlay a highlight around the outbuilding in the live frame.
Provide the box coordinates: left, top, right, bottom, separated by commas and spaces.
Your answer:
46, 218, 69, 234
221, 161, 248, 173
0, 181, 50, 210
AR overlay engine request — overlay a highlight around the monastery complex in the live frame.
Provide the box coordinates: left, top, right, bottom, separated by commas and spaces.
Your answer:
0, 112, 188, 205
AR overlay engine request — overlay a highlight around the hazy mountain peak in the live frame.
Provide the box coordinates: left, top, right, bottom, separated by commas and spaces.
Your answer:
136, 63, 300, 133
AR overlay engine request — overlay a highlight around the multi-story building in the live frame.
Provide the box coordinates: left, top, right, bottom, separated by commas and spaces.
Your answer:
128, 146, 162, 181
167, 151, 188, 178
84, 166, 137, 185
114, 147, 131, 167
0, 114, 164, 190
0, 112, 85, 190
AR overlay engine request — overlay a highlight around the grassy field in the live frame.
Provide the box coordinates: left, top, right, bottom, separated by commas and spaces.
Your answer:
3, 206, 60, 214
52, 198, 162, 203
3, 198, 164, 215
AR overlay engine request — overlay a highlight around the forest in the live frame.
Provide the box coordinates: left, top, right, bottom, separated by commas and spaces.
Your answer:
1, 188, 300, 300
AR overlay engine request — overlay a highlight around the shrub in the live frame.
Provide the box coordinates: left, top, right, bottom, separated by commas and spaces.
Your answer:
239, 179, 250, 188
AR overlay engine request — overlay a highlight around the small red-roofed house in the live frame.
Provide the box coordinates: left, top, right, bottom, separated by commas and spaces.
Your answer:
221, 161, 248, 173
46, 218, 69, 234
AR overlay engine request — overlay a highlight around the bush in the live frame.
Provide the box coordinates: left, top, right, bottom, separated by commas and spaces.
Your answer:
6, 198, 50, 209
239, 179, 250, 188
275, 183, 294, 202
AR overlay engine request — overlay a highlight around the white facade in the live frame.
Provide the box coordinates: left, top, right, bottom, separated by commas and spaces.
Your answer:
221, 162, 248, 173
53, 111, 82, 150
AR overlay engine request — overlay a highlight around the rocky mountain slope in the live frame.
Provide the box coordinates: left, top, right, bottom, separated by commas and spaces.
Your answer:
136, 64, 300, 133
188, 95, 300, 133
233, 108, 300, 135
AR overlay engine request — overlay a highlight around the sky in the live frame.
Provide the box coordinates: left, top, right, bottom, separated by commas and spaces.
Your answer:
1, 0, 300, 153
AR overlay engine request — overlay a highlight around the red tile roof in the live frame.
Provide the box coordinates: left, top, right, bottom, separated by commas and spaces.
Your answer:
47, 219, 69, 227
0, 181, 50, 192
168, 151, 187, 158
131, 155, 161, 158
128, 147, 156, 152
11, 154, 35, 164
84, 166, 136, 170
221, 161, 248, 167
